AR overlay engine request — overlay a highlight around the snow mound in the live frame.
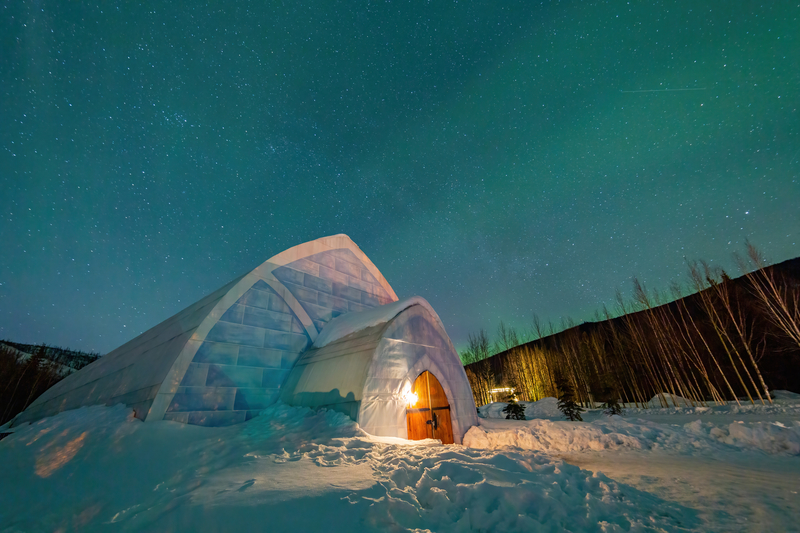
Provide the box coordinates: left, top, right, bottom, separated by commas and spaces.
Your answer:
465, 419, 645, 452
240, 402, 363, 446
685, 419, 800, 455
771, 390, 800, 401
478, 397, 562, 420
646, 393, 696, 408
625, 397, 800, 417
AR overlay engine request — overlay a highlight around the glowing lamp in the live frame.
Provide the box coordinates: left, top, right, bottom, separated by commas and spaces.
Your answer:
404, 389, 418, 407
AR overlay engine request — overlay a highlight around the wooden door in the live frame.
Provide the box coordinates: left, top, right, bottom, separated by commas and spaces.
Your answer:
406, 371, 454, 444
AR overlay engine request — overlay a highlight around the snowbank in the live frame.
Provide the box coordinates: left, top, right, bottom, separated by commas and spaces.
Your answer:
684, 419, 800, 455
478, 392, 800, 422
646, 393, 695, 408
772, 389, 800, 401
465, 419, 644, 452
465, 415, 800, 456
478, 397, 562, 419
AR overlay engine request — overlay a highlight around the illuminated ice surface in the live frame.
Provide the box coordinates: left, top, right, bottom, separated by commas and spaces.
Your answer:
2, 394, 799, 532
11, 235, 477, 443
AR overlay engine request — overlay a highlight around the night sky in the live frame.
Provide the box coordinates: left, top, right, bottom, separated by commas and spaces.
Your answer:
2, 1, 798, 355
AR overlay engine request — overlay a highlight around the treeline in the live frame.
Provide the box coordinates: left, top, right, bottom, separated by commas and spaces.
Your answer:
0, 341, 101, 425
463, 244, 800, 408
1, 340, 101, 371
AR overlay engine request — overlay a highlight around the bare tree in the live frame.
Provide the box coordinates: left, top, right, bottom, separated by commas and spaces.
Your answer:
689, 262, 753, 405
737, 242, 800, 350
494, 321, 520, 354
463, 330, 494, 406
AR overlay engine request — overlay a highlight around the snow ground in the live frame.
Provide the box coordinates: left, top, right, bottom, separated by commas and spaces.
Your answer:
1, 394, 798, 532
468, 395, 800, 532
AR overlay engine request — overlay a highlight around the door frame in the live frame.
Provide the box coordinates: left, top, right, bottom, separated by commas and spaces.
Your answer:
406, 370, 454, 444
402, 355, 463, 443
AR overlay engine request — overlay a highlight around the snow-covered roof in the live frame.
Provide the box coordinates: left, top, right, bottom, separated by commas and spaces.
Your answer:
313, 296, 436, 348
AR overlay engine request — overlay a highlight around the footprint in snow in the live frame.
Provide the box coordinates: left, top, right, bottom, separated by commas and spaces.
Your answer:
238, 479, 256, 492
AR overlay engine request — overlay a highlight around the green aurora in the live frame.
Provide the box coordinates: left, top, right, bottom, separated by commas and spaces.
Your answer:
1, 1, 798, 353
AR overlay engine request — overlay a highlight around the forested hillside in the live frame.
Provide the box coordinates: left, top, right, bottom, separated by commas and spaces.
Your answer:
464, 246, 800, 408
0, 341, 100, 425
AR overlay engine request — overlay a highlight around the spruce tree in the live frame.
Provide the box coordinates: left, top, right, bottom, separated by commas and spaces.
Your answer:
502, 399, 526, 420
556, 375, 584, 421
598, 382, 624, 416
603, 398, 623, 416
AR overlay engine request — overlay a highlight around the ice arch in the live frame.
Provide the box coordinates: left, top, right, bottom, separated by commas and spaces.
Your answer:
281, 297, 478, 443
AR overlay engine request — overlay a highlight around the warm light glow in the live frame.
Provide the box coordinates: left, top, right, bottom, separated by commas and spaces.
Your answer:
489, 387, 515, 394
35, 431, 87, 478
404, 390, 419, 407
403, 383, 418, 407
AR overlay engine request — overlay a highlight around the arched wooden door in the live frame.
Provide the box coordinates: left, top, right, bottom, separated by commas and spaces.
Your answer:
406, 371, 454, 444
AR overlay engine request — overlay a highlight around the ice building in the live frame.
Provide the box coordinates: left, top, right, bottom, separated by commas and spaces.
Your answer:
13, 235, 478, 443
